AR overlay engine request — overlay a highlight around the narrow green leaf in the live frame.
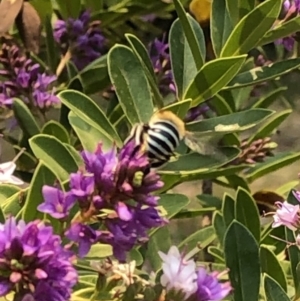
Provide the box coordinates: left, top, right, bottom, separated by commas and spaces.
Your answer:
226, 58, 300, 89
125, 33, 164, 108
185, 56, 246, 106
224, 221, 260, 301
186, 108, 274, 133
30, 0, 53, 24
197, 194, 222, 210
211, 0, 233, 57
169, 16, 205, 98
58, 90, 121, 147
68, 112, 112, 152
226, 0, 255, 25
221, 0, 282, 57
235, 187, 260, 242
285, 228, 300, 297
45, 15, 59, 73
42, 120, 70, 143
64, 144, 84, 166
158, 194, 190, 219
264, 274, 290, 301
247, 109, 291, 144
207, 246, 224, 263
0, 185, 21, 203
146, 227, 171, 271
22, 161, 56, 222
175, 207, 216, 219
55, 0, 81, 18
179, 226, 216, 251
252, 87, 287, 109
260, 246, 287, 292
259, 16, 300, 46
158, 147, 240, 175
173, 0, 204, 69
161, 99, 192, 119
213, 211, 226, 246
29, 134, 79, 182
108, 45, 154, 124
245, 152, 300, 183
222, 194, 235, 227
12, 98, 40, 137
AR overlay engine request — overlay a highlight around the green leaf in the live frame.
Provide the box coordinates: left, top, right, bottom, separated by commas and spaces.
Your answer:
64, 144, 84, 166
58, 90, 121, 148
169, 16, 205, 98
70, 55, 110, 95
259, 16, 300, 46
0, 185, 21, 202
210, 94, 233, 116
220, 0, 282, 57
178, 226, 216, 251
235, 187, 260, 242
264, 274, 290, 301
226, 0, 255, 25
245, 152, 300, 183
158, 147, 240, 175
125, 33, 164, 108
173, 0, 204, 70
222, 194, 235, 227
226, 58, 300, 89
68, 112, 112, 152
185, 56, 246, 106
85, 244, 113, 259
186, 108, 274, 133
22, 161, 56, 222
30, 0, 52, 24
260, 246, 287, 292
12, 98, 40, 137
108, 45, 153, 124
197, 194, 222, 210
29, 134, 79, 182
54, 0, 81, 18
174, 207, 216, 219
285, 228, 300, 297
158, 194, 190, 219
146, 227, 171, 272
252, 87, 287, 109
207, 246, 224, 263
161, 99, 192, 119
211, 0, 233, 57
247, 109, 291, 144
213, 211, 226, 246
44, 15, 59, 73
224, 221, 260, 301
42, 120, 70, 143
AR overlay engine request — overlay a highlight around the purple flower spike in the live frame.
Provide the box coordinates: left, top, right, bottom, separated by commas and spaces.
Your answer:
0, 217, 77, 300
53, 10, 106, 71
65, 223, 99, 257
38, 186, 76, 219
196, 267, 232, 301
70, 172, 95, 198
0, 44, 59, 110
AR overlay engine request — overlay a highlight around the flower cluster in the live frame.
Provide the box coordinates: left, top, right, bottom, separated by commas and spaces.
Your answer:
158, 246, 232, 301
0, 44, 59, 109
54, 10, 106, 71
271, 189, 300, 231
276, 0, 300, 51
0, 217, 77, 301
38, 140, 167, 262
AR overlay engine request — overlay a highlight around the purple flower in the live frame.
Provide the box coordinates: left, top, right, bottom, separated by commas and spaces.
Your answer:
196, 267, 232, 301
38, 186, 76, 219
70, 172, 95, 198
53, 10, 106, 71
0, 44, 59, 109
275, 36, 295, 51
148, 37, 175, 96
65, 223, 100, 257
184, 104, 210, 122
0, 217, 77, 300
272, 201, 300, 231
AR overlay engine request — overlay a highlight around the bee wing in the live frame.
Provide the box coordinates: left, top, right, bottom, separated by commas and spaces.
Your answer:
184, 131, 227, 161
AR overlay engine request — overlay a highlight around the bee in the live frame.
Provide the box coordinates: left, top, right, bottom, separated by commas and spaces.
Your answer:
124, 110, 217, 168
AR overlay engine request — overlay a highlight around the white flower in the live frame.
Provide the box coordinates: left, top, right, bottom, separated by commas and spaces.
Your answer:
0, 148, 26, 186
158, 246, 198, 299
